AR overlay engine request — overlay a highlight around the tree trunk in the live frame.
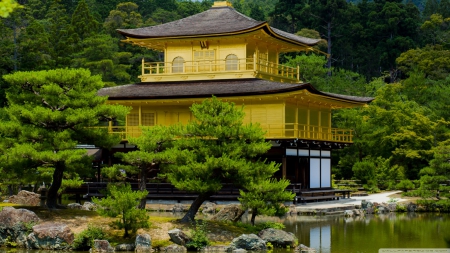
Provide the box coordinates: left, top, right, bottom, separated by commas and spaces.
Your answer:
8, 185, 13, 196
46, 161, 65, 209
138, 165, 148, 209
180, 193, 211, 223
250, 208, 258, 226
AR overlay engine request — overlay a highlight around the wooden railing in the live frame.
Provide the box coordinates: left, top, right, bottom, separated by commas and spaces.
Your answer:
141, 57, 300, 81
102, 123, 353, 143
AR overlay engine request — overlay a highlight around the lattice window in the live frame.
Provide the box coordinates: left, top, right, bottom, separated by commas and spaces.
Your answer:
194, 50, 215, 60
142, 113, 155, 126
127, 114, 139, 126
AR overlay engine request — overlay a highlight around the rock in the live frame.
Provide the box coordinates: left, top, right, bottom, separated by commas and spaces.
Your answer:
344, 210, 354, 217
211, 204, 245, 222
232, 249, 247, 253
116, 244, 135, 251
288, 204, 297, 215
67, 203, 83, 209
168, 229, 191, 246
377, 206, 387, 214
172, 204, 185, 213
135, 233, 152, 252
161, 244, 187, 252
8, 190, 40, 206
202, 202, 217, 214
353, 209, 364, 216
295, 244, 316, 253
0, 207, 40, 248
387, 203, 397, 212
365, 207, 374, 214
228, 234, 266, 251
3, 200, 9, 203
82, 202, 97, 211
361, 200, 368, 209
91, 240, 115, 252
200, 245, 230, 253
26, 223, 74, 250
407, 202, 417, 212
257, 228, 297, 248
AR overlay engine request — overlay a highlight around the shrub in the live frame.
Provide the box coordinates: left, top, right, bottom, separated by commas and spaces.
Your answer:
186, 222, 210, 250
396, 180, 416, 192
72, 225, 107, 251
257, 221, 285, 230
92, 183, 149, 237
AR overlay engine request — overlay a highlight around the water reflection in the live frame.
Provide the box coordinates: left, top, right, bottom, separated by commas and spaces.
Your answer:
281, 213, 450, 253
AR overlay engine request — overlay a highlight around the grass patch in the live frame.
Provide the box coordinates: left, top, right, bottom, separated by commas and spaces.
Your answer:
0, 203, 20, 207
152, 239, 172, 248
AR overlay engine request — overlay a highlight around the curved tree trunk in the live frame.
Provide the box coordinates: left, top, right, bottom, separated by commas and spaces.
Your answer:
180, 193, 211, 223
46, 161, 65, 209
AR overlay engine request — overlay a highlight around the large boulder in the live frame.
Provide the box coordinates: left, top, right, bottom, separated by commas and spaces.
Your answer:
257, 228, 297, 248
211, 204, 245, 222
228, 234, 266, 251
91, 240, 115, 252
168, 229, 191, 246
8, 190, 40, 206
26, 223, 74, 250
0, 207, 40, 248
135, 233, 152, 252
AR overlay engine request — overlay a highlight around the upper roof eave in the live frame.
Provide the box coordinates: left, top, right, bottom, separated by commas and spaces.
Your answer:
117, 7, 321, 47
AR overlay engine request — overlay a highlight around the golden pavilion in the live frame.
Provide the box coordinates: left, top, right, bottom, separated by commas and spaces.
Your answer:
98, 1, 372, 190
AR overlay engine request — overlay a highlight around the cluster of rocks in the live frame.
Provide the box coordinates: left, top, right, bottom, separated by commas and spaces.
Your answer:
0, 207, 73, 250
167, 227, 299, 253
358, 200, 418, 215
0, 203, 315, 252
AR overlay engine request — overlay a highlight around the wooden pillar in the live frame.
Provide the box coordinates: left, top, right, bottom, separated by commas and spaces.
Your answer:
282, 156, 287, 179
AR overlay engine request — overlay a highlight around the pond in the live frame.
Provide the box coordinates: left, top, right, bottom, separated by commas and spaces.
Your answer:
278, 212, 450, 253
1, 212, 449, 253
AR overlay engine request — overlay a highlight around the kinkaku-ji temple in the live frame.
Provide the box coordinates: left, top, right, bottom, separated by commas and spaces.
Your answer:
89, 1, 373, 203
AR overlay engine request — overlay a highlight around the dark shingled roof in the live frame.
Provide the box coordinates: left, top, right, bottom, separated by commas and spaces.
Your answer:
98, 79, 374, 103
117, 7, 320, 46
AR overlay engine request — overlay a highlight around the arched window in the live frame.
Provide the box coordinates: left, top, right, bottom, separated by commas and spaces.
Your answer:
225, 54, 238, 71
172, 57, 184, 73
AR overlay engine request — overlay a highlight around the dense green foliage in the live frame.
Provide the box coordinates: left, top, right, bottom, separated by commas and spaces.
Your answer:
162, 97, 281, 222
0, 68, 128, 207
1, 0, 450, 205
239, 178, 294, 225
93, 183, 149, 237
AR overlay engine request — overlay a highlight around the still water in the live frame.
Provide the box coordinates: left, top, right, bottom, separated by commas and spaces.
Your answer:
279, 212, 450, 253
1, 212, 449, 253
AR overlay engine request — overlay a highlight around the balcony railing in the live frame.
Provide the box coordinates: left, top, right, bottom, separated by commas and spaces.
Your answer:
140, 57, 300, 82
102, 124, 353, 143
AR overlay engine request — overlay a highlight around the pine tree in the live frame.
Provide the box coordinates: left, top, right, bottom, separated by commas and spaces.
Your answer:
239, 178, 294, 226
1, 68, 129, 208
115, 125, 179, 209
93, 183, 149, 237
162, 97, 280, 222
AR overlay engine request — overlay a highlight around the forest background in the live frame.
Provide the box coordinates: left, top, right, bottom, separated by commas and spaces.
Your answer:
0, 0, 450, 195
